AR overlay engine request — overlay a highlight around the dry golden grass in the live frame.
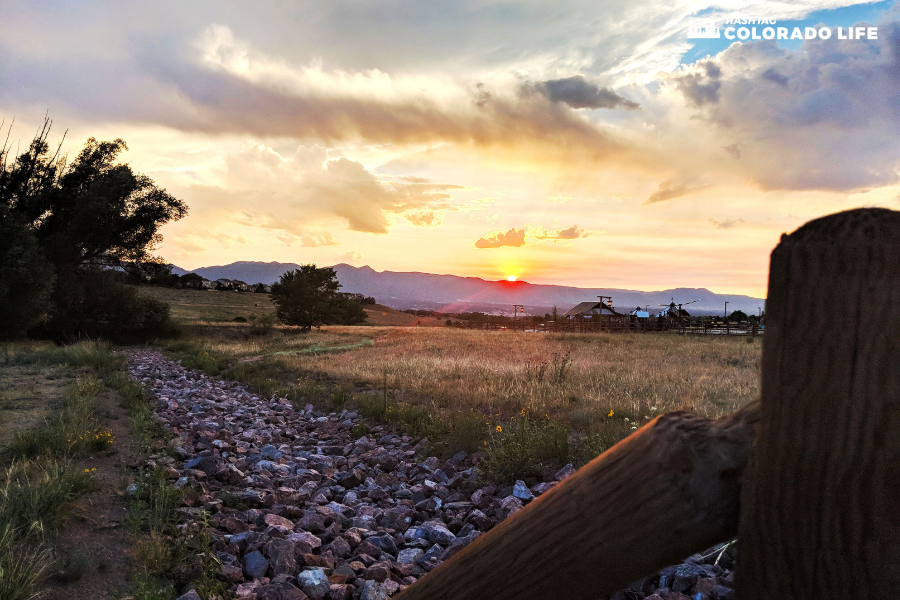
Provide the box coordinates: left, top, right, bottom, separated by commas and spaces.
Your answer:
171, 324, 759, 436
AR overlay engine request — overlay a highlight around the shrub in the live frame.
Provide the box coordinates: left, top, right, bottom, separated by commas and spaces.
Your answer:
0, 214, 55, 340
39, 270, 180, 344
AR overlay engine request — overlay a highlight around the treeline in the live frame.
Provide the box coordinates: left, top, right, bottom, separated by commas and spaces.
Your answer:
1, 121, 186, 343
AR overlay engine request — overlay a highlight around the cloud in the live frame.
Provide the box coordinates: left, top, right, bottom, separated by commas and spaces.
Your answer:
474, 228, 526, 248
673, 59, 722, 106
337, 251, 363, 261
532, 224, 590, 240
405, 211, 444, 227
538, 76, 640, 110
664, 25, 900, 191
225, 143, 462, 235
709, 218, 745, 229
644, 180, 705, 204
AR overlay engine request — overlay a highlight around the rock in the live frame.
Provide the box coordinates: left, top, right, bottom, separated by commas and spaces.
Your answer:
555, 463, 576, 480
397, 548, 424, 565
419, 520, 455, 545
297, 569, 331, 599
265, 513, 295, 533
448, 451, 468, 465
327, 584, 353, 600
365, 534, 398, 555
265, 539, 298, 576
257, 577, 310, 600
497, 495, 523, 519
359, 580, 389, 600
512, 480, 534, 501
176, 591, 202, 600
120, 350, 740, 600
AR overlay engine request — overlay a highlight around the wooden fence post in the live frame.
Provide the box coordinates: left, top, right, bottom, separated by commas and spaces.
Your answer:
395, 403, 759, 600
736, 208, 900, 599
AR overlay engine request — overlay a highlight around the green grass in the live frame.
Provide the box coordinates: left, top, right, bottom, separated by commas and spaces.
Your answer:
0, 523, 52, 600
131, 285, 275, 323
7, 375, 114, 459
8, 340, 119, 372
0, 341, 122, 600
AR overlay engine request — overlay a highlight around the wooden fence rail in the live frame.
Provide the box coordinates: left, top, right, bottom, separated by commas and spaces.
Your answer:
397, 208, 900, 600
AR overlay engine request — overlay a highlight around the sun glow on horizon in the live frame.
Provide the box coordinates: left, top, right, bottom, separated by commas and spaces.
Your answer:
507, 275, 517, 281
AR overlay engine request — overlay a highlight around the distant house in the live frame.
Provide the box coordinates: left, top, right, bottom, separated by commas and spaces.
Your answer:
563, 297, 628, 326
231, 280, 249, 292
215, 278, 233, 291
253, 283, 272, 293
200, 278, 214, 289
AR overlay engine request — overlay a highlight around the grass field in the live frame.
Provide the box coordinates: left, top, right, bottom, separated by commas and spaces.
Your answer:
166, 321, 762, 481
133, 285, 441, 326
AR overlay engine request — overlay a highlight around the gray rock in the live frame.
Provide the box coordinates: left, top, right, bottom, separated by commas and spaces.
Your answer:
359, 580, 389, 600
365, 533, 398, 555
243, 550, 270, 579
512, 480, 534, 501
420, 520, 455, 545
296, 568, 330, 599
175, 591, 202, 600
397, 548, 424, 565
555, 463, 576, 480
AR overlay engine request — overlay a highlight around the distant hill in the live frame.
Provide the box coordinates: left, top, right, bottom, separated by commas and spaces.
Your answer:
173, 261, 765, 316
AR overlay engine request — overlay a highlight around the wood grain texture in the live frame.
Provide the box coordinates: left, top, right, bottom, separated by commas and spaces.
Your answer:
396, 401, 759, 600
736, 208, 900, 599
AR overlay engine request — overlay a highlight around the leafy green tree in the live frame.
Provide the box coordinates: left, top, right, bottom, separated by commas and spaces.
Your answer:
1, 120, 187, 341
0, 213, 55, 339
729, 310, 749, 322
271, 265, 367, 331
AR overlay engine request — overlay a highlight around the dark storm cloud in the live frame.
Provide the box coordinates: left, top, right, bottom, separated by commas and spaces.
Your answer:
539, 76, 640, 110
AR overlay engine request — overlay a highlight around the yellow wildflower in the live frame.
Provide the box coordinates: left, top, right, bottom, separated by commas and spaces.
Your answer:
495, 425, 503, 432
607, 410, 614, 417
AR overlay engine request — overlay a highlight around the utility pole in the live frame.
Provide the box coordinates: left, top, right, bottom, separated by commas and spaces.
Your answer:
725, 301, 729, 335
512, 304, 524, 326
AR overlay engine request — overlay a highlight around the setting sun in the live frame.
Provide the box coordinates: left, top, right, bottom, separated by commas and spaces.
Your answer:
507, 275, 516, 282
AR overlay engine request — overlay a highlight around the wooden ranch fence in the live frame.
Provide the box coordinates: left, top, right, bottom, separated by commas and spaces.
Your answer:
397, 207, 899, 600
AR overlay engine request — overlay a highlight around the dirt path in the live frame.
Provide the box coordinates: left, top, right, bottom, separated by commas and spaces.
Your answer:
40, 389, 136, 600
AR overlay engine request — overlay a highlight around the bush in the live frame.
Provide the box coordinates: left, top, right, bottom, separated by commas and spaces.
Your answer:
39, 270, 179, 344
0, 214, 55, 340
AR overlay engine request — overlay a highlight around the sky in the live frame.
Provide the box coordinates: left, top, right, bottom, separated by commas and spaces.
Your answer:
3, 0, 900, 298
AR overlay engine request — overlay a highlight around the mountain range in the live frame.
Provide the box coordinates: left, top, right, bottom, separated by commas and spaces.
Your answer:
173, 261, 766, 316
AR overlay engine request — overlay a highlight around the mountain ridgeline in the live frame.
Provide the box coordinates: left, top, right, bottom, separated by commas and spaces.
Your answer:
176, 261, 766, 316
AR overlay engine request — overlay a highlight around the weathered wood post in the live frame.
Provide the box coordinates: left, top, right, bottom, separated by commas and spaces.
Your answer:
736, 208, 900, 599
395, 402, 759, 600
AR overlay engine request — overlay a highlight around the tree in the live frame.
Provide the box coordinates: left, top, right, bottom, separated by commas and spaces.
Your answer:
270, 265, 367, 331
729, 310, 749, 322
0, 119, 187, 342
0, 213, 55, 339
